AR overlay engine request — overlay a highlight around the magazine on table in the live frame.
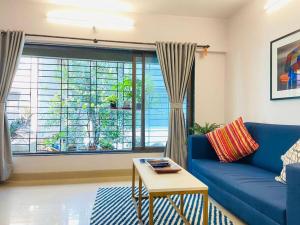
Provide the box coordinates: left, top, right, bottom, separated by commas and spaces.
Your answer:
140, 158, 181, 174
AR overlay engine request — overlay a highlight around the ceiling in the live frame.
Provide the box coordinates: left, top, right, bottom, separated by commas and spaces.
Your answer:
126, 0, 250, 19
32, 0, 251, 19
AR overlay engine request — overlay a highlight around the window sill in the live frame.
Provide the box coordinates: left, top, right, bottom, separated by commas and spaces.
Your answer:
13, 148, 164, 157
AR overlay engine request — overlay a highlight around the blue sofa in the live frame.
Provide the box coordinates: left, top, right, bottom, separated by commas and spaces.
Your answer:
188, 122, 300, 225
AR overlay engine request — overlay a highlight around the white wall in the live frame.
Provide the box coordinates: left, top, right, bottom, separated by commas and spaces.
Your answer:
226, 0, 300, 125
0, 0, 227, 52
195, 52, 225, 125
0, 0, 227, 173
13, 153, 162, 174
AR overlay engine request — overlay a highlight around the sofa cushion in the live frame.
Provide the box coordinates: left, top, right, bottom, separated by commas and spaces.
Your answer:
276, 139, 300, 184
192, 159, 287, 225
206, 117, 259, 162
245, 123, 300, 174
193, 172, 281, 225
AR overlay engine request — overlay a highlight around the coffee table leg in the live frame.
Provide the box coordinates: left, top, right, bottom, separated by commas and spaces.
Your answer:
149, 193, 154, 225
132, 164, 135, 198
203, 191, 208, 225
180, 194, 184, 214
138, 176, 142, 219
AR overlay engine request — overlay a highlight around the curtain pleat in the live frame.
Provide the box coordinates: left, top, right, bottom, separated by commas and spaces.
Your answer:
156, 42, 196, 168
0, 31, 25, 181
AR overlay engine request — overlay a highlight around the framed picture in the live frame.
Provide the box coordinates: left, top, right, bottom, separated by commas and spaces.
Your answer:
271, 29, 300, 100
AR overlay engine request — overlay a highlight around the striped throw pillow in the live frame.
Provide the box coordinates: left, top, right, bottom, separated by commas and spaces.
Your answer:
206, 117, 259, 162
275, 139, 300, 184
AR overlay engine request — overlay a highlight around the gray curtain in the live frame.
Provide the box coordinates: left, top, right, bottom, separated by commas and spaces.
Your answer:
156, 42, 196, 168
0, 31, 25, 181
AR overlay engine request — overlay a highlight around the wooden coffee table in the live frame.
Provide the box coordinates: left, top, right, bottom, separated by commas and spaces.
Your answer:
132, 158, 208, 225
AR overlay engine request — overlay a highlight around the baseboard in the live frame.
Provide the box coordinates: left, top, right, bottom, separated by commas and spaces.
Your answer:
10, 169, 132, 183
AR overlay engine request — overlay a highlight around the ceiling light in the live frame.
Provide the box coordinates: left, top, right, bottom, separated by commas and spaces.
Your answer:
264, 0, 290, 13
48, 0, 133, 13
47, 10, 134, 31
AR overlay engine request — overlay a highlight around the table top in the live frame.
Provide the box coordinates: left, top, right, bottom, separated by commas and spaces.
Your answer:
133, 158, 208, 193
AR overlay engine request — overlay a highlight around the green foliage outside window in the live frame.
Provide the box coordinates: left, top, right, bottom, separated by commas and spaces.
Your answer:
39, 60, 154, 152
10, 114, 31, 140
105, 95, 118, 104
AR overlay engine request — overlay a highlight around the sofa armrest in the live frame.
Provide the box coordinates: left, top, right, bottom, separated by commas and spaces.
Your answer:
286, 163, 300, 225
187, 135, 217, 170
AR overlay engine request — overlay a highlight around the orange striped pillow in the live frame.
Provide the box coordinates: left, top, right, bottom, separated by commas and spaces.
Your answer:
206, 117, 259, 162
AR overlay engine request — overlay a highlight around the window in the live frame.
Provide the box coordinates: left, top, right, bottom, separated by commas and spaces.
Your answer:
6, 44, 191, 154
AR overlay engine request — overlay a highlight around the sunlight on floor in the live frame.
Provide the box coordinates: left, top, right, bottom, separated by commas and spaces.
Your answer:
0, 179, 245, 225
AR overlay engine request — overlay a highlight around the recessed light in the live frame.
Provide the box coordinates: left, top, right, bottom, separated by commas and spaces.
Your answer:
264, 0, 290, 13
48, 0, 133, 13
47, 10, 134, 31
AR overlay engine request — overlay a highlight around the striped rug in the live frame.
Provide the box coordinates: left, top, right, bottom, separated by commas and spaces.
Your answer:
90, 186, 234, 225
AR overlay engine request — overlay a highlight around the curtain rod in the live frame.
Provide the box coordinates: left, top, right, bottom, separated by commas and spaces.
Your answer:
25, 33, 210, 49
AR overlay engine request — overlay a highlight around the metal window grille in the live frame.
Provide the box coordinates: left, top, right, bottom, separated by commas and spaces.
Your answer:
6, 52, 181, 154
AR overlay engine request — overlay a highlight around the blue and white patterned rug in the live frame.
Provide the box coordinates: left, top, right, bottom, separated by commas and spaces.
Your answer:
90, 186, 234, 225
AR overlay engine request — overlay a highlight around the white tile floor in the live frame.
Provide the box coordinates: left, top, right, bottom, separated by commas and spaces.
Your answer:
0, 179, 245, 225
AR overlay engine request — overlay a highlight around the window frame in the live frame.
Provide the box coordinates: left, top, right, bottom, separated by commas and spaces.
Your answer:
10, 45, 195, 156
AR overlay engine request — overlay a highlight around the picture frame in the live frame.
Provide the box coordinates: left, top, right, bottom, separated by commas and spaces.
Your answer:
270, 29, 300, 100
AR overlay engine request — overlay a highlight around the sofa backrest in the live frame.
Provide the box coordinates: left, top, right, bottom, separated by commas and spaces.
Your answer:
244, 122, 300, 174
